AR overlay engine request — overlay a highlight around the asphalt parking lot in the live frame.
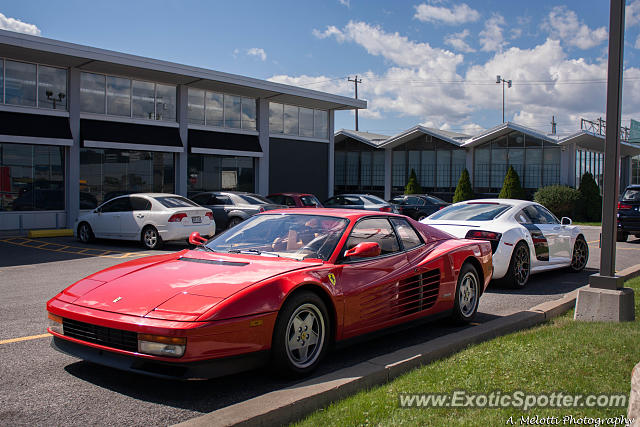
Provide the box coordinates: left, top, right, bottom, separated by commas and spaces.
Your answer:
0, 226, 637, 426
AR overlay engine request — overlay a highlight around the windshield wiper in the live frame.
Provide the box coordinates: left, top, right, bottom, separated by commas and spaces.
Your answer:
196, 245, 215, 252
228, 249, 280, 257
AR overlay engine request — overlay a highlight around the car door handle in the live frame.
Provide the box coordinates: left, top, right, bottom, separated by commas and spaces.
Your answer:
553, 226, 560, 231
136, 214, 144, 218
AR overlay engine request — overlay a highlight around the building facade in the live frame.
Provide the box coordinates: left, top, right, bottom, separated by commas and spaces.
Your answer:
0, 30, 364, 230
335, 123, 640, 201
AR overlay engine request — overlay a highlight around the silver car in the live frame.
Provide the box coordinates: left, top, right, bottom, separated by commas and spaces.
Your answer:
190, 191, 286, 230
323, 194, 397, 213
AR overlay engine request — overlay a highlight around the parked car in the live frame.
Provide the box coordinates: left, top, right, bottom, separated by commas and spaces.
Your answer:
267, 192, 323, 208
389, 194, 449, 221
75, 193, 215, 249
323, 193, 397, 212
189, 191, 286, 230
422, 199, 588, 288
48, 209, 492, 379
617, 185, 640, 241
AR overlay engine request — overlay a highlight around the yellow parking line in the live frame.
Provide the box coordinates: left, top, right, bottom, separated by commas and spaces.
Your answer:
587, 240, 599, 244
0, 333, 50, 345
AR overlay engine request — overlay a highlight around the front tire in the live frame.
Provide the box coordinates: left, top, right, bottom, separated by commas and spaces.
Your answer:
141, 226, 163, 250
271, 291, 330, 377
450, 263, 480, 324
502, 241, 530, 289
569, 235, 588, 272
77, 222, 94, 243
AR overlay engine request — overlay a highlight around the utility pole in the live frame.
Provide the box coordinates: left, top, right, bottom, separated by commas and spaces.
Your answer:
496, 75, 512, 123
551, 116, 557, 135
348, 76, 362, 131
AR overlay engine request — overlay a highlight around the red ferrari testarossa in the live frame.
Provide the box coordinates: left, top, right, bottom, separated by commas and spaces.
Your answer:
47, 209, 492, 379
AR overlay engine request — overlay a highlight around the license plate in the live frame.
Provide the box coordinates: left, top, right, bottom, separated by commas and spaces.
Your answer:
192, 216, 202, 223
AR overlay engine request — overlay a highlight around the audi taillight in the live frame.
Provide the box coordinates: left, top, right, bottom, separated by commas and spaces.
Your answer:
379, 206, 392, 212
168, 213, 187, 222
465, 230, 502, 254
618, 202, 632, 210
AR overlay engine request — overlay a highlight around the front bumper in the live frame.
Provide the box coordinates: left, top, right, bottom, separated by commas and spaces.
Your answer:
51, 336, 268, 380
617, 220, 640, 234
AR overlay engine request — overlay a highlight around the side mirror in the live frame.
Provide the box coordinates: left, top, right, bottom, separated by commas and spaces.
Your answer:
189, 232, 208, 246
344, 242, 381, 258
561, 217, 572, 225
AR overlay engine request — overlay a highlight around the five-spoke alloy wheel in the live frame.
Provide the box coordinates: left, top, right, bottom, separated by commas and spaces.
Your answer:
451, 263, 480, 324
570, 236, 588, 272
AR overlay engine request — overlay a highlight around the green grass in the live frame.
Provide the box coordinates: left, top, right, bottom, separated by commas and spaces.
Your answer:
572, 221, 601, 227
293, 279, 640, 427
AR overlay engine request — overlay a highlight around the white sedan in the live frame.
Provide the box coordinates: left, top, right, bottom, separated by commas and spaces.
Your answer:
75, 193, 215, 249
421, 199, 588, 288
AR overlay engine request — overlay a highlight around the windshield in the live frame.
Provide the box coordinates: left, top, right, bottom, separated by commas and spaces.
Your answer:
362, 195, 386, 204
205, 214, 349, 261
622, 189, 640, 202
236, 194, 274, 205
429, 202, 511, 221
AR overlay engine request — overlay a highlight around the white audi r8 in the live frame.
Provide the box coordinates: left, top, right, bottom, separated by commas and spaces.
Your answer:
421, 199, 588, 288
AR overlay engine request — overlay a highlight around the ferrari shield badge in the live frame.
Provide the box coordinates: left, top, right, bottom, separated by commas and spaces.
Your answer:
328, 273, 336, 286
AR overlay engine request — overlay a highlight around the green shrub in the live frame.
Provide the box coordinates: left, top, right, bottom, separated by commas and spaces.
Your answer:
576, 172, 602, 221
498, 166, 526, 200
453, 168, 474, 203
534, 185, 580, 219
405, 168, 422, 195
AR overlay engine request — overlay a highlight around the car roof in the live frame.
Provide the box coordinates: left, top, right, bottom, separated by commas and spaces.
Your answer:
268, 192, 313, 197
258, 207, 402, 220
456, 198, 533, 208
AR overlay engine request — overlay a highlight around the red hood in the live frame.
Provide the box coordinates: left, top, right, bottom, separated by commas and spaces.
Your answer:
68, 250, 321, 319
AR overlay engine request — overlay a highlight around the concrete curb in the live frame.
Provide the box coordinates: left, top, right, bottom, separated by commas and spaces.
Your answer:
27, 229, 73, 238
175, 268, 640, 427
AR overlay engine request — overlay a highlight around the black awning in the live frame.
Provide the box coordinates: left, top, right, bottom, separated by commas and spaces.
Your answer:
81, 119, 182, 148
188, 129, 261, 153
0, 111, 71, 139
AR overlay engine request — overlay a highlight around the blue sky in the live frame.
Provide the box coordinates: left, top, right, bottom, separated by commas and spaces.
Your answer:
2, 0, 640, 137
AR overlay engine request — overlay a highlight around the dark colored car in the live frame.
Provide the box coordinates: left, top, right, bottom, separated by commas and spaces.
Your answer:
267, 193, 324, 208
190, 191, 286, 230
389, 194, 450, 221
617, 185, 640, 241
323, 194, 397, 212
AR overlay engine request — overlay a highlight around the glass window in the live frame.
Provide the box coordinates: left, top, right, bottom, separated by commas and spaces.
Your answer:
241, 97, 256, 130
130, 196, 151, 211
269, 102, 284, 134
436, 150, 451, 189
360, 151, 372, 186
80, 72, 105, 114
299, 107, 314, 137
323, 196, 341, 206
80, 148, 175, 206
491, 146, 507, 189
224, 94, 241, 128
392, 151, 406, 187
372, 151, 385, 187
1, 144, 65, 211
515, 209, 532, 224
390, 218, 422, 250
314, 110, 328, 139
509, 148, 524, 180
408, 150, 420, 183
190, 193, 211, 205
106, 76, 131, 117
300, 195, 321, 207
474, 145, 490, 188
5, 60, 36, 107
187, 88, 205, 125
205, 92, 224, 127
344, 218, 400, 257
284, 104, 299, 135
525, 148, 542, 189
543, 147, 561, 186
101, 197, 132, 213
154, 196, 198, 208
420, 150, 435, 188
451, 150, 466, 185
212, 195, 233, 205
38, 66, 67, 110
155, 84, 176, 121
344, 196, 364, 205
534, 205, 559, 224
346, 152, 359, 185
235, 193, 273, 204
0, 59, 3, 103
186, 154, 254, 197
335, 151, 346, 186
132, 80, 155, 120
430, 202, 511, 221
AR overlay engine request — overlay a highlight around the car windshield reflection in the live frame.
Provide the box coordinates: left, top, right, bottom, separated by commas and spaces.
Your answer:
205, 214, 348, 261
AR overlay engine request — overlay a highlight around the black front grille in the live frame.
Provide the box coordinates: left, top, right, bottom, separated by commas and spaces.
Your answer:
63, 318, 138, 352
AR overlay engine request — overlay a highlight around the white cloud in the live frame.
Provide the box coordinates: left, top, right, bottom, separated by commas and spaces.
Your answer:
312, 26, 345, 42
636, 34, 640, 50
479, 13, 506, 52
413, 3, 480, 25
444, 29, 475, 53
246, 47, 266, 61
545, 6, 607, 50
627, 0, 640, 27
0, 12, 40, 36
338, 0, 350, 7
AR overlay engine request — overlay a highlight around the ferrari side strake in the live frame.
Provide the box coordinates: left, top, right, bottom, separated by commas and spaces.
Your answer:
422, 199, 588, 288
47, 209, 492, 379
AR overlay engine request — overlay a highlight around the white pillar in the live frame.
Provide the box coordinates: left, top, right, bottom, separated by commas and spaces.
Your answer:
175, 84, 188, 196
65, 68, 81, 228
256, 98, 270, 195
328, 111, 335, 197
384, 148, 392, 200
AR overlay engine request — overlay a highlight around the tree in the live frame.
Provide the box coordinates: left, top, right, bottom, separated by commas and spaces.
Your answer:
498, 166, 526, 200
453, 168, 474, 203
534, 185, 580, 219
405, 168, 422, 194
576, 172, 602, 221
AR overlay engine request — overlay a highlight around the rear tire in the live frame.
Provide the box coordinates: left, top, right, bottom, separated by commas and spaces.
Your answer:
227, 217, 243, 229
77, 222, 94, 244
617, 231, 629, 242
271, 291, 330, 377
569, 235, 588, 272
450, 263, 480, 325
417, 215, 428, 221
141, 226, 163, 250
501, 241, 530, 289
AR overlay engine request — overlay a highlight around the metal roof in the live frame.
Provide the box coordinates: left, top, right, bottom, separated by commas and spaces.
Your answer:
0, 29, 366, 111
